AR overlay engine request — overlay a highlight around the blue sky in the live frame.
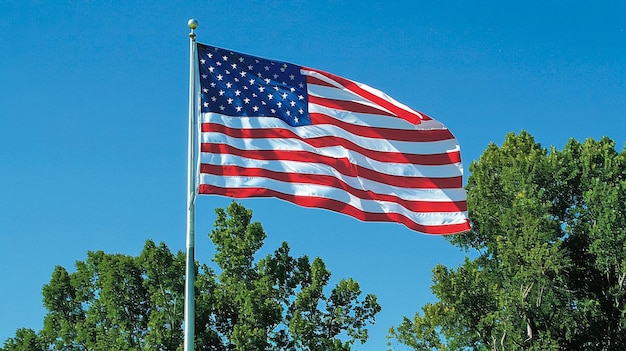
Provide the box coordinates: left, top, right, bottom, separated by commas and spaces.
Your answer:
1, 1, 625, 350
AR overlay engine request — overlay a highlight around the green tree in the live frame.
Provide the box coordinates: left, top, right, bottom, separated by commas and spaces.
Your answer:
1, 328, 45, 351
2, 202, 380, 351
36, 241, 186, 351
205, 202, 381, 351
388, 131, 626, 350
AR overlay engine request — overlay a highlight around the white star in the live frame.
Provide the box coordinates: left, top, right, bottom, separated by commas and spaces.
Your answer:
281, 92, 288, 99
294, 116, 299, 123
208, 66, 215, 73
231, 63, 237, 69
201, 74, 208, 79
216, 74, 223, 81
240, 71, 247, 77
289, 74, 295, 80
218, 90, 225, 96
203, 102, 209, 107
298, 95, 304, 100
243, 97, 250, 104
239, 57, 245, 62
207, 53, 213, 58
273, 74, 279, 79
290, 101, 296, 106
202, 88, 209, 93
267, 94, 273, 100
234, 90, 241, 96
219, 105, 225, 110
227, 98, 233, 104
264, 78, 271, 84
277, 102, 282, 108
258, 86, 265, 92
249, 78, 256, 85
235, 106, 242, 112
253, 106, 259, 112
248, 65, 253, 70
200, 59, 206, 64
222, 55, 228, 61
226, 82, 232, 88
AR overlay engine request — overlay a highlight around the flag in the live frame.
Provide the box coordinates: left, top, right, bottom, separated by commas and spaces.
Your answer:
196, 43, 470, 235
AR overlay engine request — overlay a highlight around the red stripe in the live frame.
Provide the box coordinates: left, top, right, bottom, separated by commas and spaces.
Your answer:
202, 123, 461, 165
200, 164, 467, 213
198, 184, 471, 235
414, 111, 433, 121
305, 68, 422, 125
308, 95, 395, 117
309, 113, 454, 142
200, 143, 462, 189
306, 75, 337, 88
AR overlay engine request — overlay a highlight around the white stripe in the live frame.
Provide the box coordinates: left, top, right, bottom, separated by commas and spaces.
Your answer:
307, 104, 449, 131
306, 82, 397, 116
200, 153, 467, 201
300, 69, 343, 88
201, 113, 460, 155
201, 108, 448, 132
302, 68, 422, 119
201, 133, 463, 177
199, 174, 469, 226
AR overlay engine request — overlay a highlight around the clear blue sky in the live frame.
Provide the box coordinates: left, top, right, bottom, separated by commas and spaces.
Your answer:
1, 1, 625, 350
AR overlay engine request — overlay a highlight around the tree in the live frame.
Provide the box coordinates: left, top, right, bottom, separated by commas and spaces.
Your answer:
1, 328, 45, 351
388, 131, 626, 350
36, 241, 187, 351
2, 202, 380, 351
201, 202, 381, 351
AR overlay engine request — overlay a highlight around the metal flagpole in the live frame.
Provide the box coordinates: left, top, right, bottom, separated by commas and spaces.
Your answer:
184, 18, 198, 351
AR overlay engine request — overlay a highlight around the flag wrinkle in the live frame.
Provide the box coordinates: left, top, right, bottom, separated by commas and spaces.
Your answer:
200, 141, 462, 186
201, 119, 460, 156
199, 155, 466, 201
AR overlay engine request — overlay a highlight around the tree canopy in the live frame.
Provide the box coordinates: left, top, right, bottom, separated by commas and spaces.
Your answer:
388, 131, 626, 350
2, 202, 380, 351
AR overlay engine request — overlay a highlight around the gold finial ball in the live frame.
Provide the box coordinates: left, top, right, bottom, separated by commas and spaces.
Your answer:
188, 19, 198, 30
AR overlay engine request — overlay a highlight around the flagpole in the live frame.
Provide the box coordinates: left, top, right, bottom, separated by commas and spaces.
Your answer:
184, 18, 198, 351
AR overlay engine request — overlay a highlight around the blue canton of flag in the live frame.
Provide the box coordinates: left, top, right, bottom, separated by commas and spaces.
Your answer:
198, 44, 311, 127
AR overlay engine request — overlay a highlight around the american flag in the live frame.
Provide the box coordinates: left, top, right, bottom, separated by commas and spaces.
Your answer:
196, 43, 470, 235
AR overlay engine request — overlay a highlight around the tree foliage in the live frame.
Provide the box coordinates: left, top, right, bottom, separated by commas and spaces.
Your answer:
2, 202, 380, 351
389, 131, 626, 350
